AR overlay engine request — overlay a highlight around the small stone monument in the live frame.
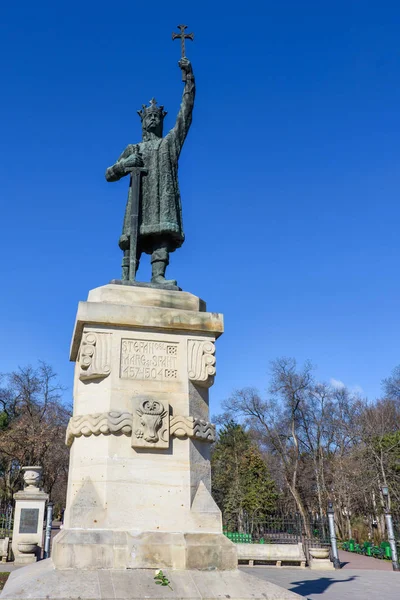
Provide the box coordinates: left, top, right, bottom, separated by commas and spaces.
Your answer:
11, 466, 48, 564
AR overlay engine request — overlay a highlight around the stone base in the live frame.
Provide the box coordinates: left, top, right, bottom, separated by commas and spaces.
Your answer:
110, 279, 181, 291
308, 557, 334, 570
51, 530, 237, 571
0, 559, 302, 600
13, 554, 36, 566
0, 538, 9, 563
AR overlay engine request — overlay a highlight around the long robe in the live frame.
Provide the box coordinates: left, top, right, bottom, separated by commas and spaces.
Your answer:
106, 75, 195, 254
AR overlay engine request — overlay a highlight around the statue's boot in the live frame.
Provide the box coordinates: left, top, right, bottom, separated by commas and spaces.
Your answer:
151, 247, 177, 286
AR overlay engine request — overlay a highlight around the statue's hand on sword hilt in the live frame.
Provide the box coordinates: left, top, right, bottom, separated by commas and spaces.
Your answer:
123, 148, 145, 172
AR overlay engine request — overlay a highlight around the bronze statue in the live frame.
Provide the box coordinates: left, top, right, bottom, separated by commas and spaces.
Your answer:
105, 40, 195, 290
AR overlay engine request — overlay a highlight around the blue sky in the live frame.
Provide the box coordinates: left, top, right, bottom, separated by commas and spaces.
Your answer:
1, 1, 400, 410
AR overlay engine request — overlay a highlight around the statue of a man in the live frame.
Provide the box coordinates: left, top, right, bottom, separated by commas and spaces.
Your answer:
105, 58, 195, 288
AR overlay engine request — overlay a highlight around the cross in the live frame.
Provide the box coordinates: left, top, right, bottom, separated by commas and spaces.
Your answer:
172, 24, 194, 59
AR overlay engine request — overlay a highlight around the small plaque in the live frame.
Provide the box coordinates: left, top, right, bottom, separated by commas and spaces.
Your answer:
19, 508, 39, 534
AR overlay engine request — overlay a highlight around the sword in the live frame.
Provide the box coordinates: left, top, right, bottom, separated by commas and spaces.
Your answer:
127, 161, 146, 283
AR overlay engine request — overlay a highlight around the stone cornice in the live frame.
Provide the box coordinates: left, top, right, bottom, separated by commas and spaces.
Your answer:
70, 302, 223, 361
14, 490, 49, 501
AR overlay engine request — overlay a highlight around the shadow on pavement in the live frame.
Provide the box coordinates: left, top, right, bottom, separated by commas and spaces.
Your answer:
289, 575, 357, 597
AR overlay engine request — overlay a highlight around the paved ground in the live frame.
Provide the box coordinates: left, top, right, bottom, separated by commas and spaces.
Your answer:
1, 547, 399, 598
241, 567, 400, 599
241, 550, 400, 599
0, 564, 21, 572
339, 549, 393, 570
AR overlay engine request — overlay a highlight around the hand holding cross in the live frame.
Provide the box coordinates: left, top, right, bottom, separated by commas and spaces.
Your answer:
172, 24, 194, 82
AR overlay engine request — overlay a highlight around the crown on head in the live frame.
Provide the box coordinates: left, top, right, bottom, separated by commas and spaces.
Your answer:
137, 98, 167, 122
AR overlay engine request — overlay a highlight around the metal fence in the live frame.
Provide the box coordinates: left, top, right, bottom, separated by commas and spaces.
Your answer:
243, 513, 303, 544
229, 512, 332, 564
0, 503, 13, 538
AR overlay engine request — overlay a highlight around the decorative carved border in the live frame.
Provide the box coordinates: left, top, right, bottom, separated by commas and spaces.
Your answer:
187, 339, 216, 388
170, 416, 216, 442
65, 411, 132, 446
79, 331, 112, 381
66, 411, 215, 446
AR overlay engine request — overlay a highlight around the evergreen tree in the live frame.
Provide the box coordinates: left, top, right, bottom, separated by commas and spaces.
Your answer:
211, 421, 278, 532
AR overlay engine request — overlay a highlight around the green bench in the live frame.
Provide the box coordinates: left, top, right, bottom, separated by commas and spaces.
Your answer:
224, 532, 253, 544
341, 539, 394, 560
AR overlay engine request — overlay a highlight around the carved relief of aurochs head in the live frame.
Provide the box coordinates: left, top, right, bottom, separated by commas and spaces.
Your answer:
136, 399, 167, 443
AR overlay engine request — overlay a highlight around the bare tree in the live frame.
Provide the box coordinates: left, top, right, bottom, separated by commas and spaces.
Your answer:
357, 397, 400, 534
0, 362, 71, 505
382, 365, 400, 401
223, 358, 313, 536
218, 357, 400, 543
326, 387, 363, 538
296, 383, 332, 519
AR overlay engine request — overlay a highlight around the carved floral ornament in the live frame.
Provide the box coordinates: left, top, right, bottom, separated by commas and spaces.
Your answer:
66, 405, 216, 448
79, 331, 112, 381
187, 339, 216, 387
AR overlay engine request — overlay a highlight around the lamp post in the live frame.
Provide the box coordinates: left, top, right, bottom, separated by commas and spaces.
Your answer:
43, 501, 54, 559
381, 486, 399, 572
327, 501, 341, 569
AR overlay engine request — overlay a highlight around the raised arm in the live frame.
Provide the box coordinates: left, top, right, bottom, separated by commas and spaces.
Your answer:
170, 58, 195, 151
105, 145, 143, 182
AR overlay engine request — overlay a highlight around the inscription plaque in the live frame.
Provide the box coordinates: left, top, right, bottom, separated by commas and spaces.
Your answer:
19, 508, 39, 534
120, 339, 179, 381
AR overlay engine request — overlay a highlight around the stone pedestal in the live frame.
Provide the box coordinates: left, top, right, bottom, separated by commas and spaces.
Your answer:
0, 538, 9, 563
308, 557, 334, 570
1, 284, 301, 600
12, 468, 48, 564
308, 547, 334, 570
52, 284, 231, 571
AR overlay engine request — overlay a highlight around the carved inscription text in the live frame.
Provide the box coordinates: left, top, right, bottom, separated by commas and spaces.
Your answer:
120, 339, 179, 381
19, 508, 39, 534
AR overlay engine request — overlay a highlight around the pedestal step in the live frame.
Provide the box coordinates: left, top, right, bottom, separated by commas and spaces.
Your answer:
51, 530, 237, 570
1, 559, 302, 600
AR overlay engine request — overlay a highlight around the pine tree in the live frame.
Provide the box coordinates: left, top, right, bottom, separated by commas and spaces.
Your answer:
211, 421, 278, 532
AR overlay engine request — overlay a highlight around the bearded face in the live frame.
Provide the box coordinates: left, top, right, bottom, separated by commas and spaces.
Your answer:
143, 111, 163, 138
